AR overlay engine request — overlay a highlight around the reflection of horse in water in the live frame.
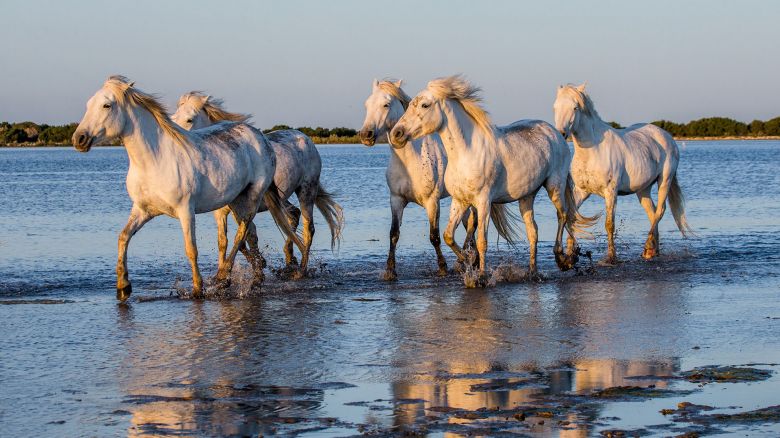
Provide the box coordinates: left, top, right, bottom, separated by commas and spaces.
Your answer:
116, 301, 345, 436
387, 280, 686, 432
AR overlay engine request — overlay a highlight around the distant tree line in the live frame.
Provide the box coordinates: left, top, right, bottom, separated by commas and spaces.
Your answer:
4, 117, 780, 146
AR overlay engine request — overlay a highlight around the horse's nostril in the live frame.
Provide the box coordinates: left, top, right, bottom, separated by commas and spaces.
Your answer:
78, 134, 87, 144
366, 130, 374, 139
393, 128, 404, 138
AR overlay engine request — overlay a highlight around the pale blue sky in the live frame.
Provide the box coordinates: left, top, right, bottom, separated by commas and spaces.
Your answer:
1, 0, 778, 127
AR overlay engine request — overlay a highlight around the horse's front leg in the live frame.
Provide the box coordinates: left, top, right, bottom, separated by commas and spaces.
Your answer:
473, 197, 491, 287
178, 207, 203, 299
601, 188, 619, 266
518, 195, 539, 279
444, 198, 469, 273
384, 195, 407, 281
116, 205, 155, 301
424, 197, 447, 277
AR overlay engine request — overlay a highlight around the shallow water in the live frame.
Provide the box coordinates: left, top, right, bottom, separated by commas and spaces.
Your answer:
1, 142, 779, 437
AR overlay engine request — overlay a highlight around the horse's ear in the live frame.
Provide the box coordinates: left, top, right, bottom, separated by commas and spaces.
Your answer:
577, 82, 587, 92
394, 79, 403, 88
128, 81, 135, 88
372, 78, 379, 91
202, 94, 211, 104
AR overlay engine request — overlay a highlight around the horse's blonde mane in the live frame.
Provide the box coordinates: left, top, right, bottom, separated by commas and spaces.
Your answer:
427, 75, 494, 137
376, 79, 411, 110
104, 75, 190, 146
178, 91, 251, 124
560, 84, 600, 118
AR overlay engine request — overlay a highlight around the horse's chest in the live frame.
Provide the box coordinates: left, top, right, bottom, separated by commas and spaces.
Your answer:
571, 157, 614, 194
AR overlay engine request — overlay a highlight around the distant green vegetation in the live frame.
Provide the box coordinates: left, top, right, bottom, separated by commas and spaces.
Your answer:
3, 117, 780, 146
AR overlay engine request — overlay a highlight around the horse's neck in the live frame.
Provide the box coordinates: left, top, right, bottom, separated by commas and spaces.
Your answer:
386, 132, 422, 166
121, 108, 176, 171
438, 101, 489, 163
572, 112, 611, 151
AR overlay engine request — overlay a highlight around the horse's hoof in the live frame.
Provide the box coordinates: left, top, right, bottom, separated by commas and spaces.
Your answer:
527, 271, 544, 282
286, 257, 298, 267
291, 269, 307, 280
475, 273, 489, 288
383, 270, 398, 281
116, 284, 132, 302
251, 276, 264, 289
597, 256, 619, 267
642, 248, 658, 260
436, 266, 448, 277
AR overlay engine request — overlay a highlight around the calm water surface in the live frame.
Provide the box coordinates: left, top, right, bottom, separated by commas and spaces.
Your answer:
0, 142, 779, 437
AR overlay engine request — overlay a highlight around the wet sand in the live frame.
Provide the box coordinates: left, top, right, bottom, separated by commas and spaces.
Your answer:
1, 142, 779, 436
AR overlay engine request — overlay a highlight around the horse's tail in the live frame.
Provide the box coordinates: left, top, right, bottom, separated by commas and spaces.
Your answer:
314, 183, 345, 251
490, 203, 521, 244
668, 173, 695, 237
264, 182, 304, 251
565, 175, 600, 237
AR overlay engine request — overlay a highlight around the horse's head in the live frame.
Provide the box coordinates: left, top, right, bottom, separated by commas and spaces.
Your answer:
390, 88, 444, 148
72, 76, 134, 152
553, 83, 587, 139
171, 93, 212, 131
359, 79, 409, 147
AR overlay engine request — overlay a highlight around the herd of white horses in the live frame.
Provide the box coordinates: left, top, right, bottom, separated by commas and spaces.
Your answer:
71, 75, 692, 301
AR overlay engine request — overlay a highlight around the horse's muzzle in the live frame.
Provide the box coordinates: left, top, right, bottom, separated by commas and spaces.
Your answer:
72, 131, 94, 152
358, 129, 375, 146
389, 126, 408, 148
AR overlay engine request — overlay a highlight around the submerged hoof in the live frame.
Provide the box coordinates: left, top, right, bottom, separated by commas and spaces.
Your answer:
214, 276, 231, 290
192, 287, 205, 300
382, 269, 398, 282
642, 248, 659, 260
555, 249, 579, 272
291, 269, 307, 280
116, 284, 132, 302
436, 266, 448, 277
526, 271, 545, 282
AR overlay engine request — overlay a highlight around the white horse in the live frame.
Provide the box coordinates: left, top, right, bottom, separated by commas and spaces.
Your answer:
172, 92, 343, 279
553, 84, 693, 264
72, 76, 294, 301
359, 79, 517, 280
390, 76, 595, 286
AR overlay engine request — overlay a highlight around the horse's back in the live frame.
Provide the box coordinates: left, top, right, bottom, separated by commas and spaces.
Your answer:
266, 129, 322, 197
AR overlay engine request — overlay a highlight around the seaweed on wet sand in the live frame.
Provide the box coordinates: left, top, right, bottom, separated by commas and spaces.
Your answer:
680, 366, 773, 383
590, 385, 693, 399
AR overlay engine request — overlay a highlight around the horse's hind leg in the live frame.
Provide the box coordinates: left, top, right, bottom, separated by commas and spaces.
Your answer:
518, 194, 539, 278
117, 205, 155, 301
644, 176, 671, 259
283, 202, 301, 267
566, 186, 590, 258
424, 198, 447, 276
294, 198, 315, 279
637, 187, 659, 259
384, 195, 407, 281
545, 182, 574, 271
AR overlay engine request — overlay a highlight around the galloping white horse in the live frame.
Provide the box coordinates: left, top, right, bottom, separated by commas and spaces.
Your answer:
358, 79, 516, 280
72, 76, 293, 300
553, 84, 693, 264
391, 76, 594, 286
172, 92, 343, 279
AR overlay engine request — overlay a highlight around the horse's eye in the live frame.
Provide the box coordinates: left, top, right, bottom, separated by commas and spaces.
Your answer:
103, 103, 111, 109
186, 119, 193, 124
421, 103, 430, 109
383, 103, 390, 108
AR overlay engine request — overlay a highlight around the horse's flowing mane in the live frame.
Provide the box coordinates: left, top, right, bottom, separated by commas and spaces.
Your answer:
178, 91, 251, 124
104, 75, 190, 146
376, 79, 411, 110
427, 75, 494, 138
560, 84, 600, 119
